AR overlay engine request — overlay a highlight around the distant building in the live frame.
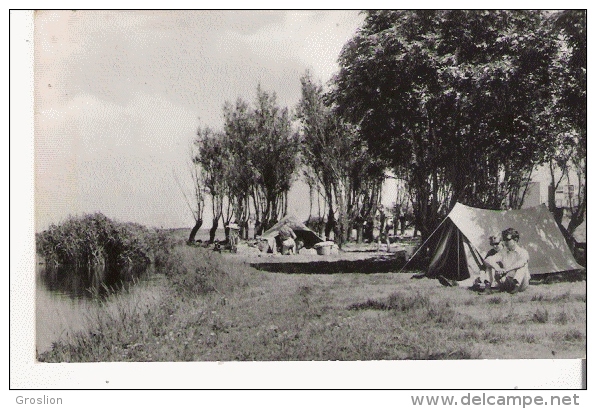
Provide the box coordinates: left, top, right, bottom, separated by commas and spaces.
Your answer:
555, 184, 578, 210
521, 181, 541, 209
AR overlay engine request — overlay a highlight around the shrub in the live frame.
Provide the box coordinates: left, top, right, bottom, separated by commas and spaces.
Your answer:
36, 213, 174, 269
405, 343, 480, 360
563, 329, 584, 342
387, 292, 431, 312
347, 299, 390, 311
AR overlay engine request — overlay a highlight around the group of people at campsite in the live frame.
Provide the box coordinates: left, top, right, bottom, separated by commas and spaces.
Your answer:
225, 212, 532, 295
438, 227, 530, 294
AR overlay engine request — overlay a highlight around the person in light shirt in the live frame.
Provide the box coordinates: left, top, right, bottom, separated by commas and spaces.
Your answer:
484, 228, 530, 293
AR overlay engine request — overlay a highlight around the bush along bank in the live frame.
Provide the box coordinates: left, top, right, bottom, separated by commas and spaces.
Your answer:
36, 213, 176, 271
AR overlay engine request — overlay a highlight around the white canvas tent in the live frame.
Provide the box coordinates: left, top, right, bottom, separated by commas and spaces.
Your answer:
262, 215, 324, 249
426, 203, 584, 281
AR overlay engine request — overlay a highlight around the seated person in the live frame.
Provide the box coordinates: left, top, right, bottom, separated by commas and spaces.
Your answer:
477, 235, 503, 291
484, 228, 530, 294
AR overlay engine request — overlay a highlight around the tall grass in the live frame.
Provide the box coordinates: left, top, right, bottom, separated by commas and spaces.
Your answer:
38, 279, 171, 362
163, 246, 250, 296
38, 267, 586, 362
38, 247, 254, 362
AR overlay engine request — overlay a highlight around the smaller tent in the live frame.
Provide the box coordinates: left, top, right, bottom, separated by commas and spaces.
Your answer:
262, 215, 324, 249
426, 203, 584, 281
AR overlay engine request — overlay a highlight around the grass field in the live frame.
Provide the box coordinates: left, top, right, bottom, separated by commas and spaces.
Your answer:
37, 245, 586, 362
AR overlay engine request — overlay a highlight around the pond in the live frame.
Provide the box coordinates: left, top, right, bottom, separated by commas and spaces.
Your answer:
36, 260, 157, 354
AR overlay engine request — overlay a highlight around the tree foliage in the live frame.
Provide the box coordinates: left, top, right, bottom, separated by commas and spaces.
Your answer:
296, 71, 385, 245
545, 10, 586, 235
194, 86, 300, 239
332, 10, 560, 239
250, 86, 300, 232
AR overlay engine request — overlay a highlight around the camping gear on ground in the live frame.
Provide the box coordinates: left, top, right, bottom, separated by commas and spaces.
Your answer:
313, 241, 335, 255
415, 202, 584, 282
262, 215, 324, 250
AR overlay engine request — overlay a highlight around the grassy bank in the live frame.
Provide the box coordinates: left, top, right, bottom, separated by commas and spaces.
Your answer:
38, 246, 586, 362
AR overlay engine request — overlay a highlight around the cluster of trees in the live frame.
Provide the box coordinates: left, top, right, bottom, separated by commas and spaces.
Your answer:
296, 71, 387, 244
185, 81, 386, 247
331, 10, 586, 239
187, 86, 300, 244
184, 10, 585, 246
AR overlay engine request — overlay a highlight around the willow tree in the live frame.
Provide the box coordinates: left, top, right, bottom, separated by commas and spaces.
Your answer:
296, 72, 385, 246
173, 151, 206, 244
194, 127, 227, 243
223, 99, 255, 239
249, 85, 300, 234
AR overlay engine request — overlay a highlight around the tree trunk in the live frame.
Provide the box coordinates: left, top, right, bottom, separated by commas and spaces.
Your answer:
567, 189, 586, 237
335, 216, 347, 248
356, 221, 364, 244
209, 218, 219, 243
254, 219, 263, 238
363, 217, 374, 242
308, 183, 314, 220
325, 207, 335, 241
567, 217, 582, 237
188, 219, 203, 244
240, 220, 249, 240
548, 184, 564, 226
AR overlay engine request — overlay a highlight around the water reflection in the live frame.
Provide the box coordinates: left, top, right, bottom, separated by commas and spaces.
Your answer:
37, 261, 155, 299
36, 261, 158, 354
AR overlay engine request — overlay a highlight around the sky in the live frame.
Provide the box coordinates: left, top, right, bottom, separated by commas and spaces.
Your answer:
33, 10, 366, 231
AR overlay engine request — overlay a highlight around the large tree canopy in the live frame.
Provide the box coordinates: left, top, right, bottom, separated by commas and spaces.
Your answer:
332, 10, 558, 239
546, 10, 586, 235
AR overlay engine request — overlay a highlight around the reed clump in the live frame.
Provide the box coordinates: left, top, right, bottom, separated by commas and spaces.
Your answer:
36, 213, 174, 269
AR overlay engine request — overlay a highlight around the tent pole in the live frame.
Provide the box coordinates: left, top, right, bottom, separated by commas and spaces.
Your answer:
457, 229, 460, 279
397, 215, 449, 274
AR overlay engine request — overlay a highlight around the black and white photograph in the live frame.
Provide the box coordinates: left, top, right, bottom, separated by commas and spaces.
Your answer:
11, 9, 587, 391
